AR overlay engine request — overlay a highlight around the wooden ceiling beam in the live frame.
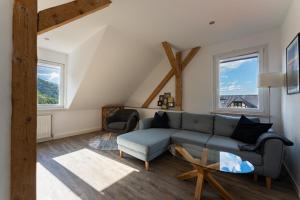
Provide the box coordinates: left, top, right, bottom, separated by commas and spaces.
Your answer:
142, 69, 175, 108
142, 44, 200, 109
162, 41, 180, 75
38, 0, 112, 34
182, 47, 201, 70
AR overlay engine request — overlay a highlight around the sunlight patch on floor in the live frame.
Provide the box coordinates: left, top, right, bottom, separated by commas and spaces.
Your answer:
37, 163, 81, 200
53, 148, 139, 192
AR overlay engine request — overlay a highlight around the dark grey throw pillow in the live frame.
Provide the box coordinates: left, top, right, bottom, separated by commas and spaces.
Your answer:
151, 112, 169, 128
231, 115, 272, 144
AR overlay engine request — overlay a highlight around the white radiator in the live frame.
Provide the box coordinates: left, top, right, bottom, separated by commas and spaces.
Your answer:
37, 115, 52, 140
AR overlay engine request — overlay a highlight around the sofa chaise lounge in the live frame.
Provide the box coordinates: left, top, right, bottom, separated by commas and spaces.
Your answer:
117, 112, 286, 188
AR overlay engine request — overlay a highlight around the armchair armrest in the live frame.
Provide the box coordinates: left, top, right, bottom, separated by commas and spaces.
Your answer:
124, 115, 139, 132
139, 118, 153, 130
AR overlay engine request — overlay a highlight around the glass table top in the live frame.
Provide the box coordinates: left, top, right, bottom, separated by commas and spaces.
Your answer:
169, 144, 254, 174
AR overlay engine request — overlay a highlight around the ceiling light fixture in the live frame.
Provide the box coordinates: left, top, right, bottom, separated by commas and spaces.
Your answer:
209, 21, 216, 25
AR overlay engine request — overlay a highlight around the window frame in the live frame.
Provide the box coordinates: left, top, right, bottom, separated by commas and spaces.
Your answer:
213, 45, 268, 115
37, 60, 65, 110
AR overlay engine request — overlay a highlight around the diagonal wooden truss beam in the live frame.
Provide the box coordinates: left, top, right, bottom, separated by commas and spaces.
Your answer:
162, 41, 180, 75
182, 47, 200, 70
38, 0, 112, 34
142, 43, 200, 109
142, 69, 176, 108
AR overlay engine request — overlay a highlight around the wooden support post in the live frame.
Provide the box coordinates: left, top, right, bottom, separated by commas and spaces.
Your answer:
38, 0, 112, 34
11, 1, 113, 199
175, 52, 183, 110
162, 42, 183, 111
142, 44, 200, 109
12, 0, 37, 199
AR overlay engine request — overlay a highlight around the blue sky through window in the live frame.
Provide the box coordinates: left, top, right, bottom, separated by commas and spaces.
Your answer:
219, 57, 259, 96
38, 65, 60, 85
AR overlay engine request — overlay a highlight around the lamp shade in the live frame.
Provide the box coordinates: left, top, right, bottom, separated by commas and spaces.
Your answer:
258, 72, 284, 88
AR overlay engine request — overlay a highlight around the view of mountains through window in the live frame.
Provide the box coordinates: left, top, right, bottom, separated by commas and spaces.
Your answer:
37, 64, 61, 105
219, 54, 259, 109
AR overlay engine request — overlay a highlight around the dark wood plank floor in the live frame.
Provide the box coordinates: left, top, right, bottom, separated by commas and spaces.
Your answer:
37, 132, 299, 200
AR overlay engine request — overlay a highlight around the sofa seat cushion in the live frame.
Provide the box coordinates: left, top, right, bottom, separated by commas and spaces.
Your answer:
108, 122, 127, 130
171, 130, 211, 146
117, 128, 177, 156
206, 135, 262, 165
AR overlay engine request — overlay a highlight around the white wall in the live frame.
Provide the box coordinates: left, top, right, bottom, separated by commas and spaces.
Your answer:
0, 0, 12, 199
38, 48, 101, 138
281, 0, 300, 196
39, 109, 101, 139
127, 29, 283, 131
126, 58, 175, 108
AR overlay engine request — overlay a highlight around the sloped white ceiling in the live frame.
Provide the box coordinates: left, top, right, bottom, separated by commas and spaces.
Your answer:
66, 27, 106, 108
37, 0, 293, 110
38, 0, 292, 53
68, 26, 162, 109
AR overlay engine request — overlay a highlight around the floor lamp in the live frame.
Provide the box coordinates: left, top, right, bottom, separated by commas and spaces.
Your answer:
258, 72, 284, 123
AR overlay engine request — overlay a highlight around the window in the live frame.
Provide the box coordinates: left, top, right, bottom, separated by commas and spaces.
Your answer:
214, 46, 266, 114
37, 61, 64, 109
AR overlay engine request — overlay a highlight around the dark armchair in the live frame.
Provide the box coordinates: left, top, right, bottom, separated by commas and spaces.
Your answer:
105, 109, 139, 134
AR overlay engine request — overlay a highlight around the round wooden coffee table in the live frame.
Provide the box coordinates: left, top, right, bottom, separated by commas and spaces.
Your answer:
170, 144, 254, 200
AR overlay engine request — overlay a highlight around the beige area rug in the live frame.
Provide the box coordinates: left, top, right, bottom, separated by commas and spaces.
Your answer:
88, 132, 118, 151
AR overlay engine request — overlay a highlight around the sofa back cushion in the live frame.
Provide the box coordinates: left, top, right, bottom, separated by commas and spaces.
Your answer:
182, 113, 214, 134
214, 115, 260, 137
158, 111, 182, 129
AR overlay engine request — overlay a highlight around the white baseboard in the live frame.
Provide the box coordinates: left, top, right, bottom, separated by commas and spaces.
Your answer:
53, 127, 102, 140
283, 163, 300, 198
37, 127, 102, 143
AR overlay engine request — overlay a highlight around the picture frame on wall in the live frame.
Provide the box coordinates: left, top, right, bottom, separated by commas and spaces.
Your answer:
159, 95, 165, 101
286, 33, 300, 95
157, 101, 162, 106
164, 92, 171, 98
168, 102, 175, 108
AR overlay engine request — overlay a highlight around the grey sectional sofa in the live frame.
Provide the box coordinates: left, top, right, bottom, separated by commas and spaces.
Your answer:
117, 111, 285, 187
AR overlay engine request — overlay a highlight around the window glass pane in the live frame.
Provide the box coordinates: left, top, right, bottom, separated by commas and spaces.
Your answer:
37, 64, 61, 105
219, 55, 259, 109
